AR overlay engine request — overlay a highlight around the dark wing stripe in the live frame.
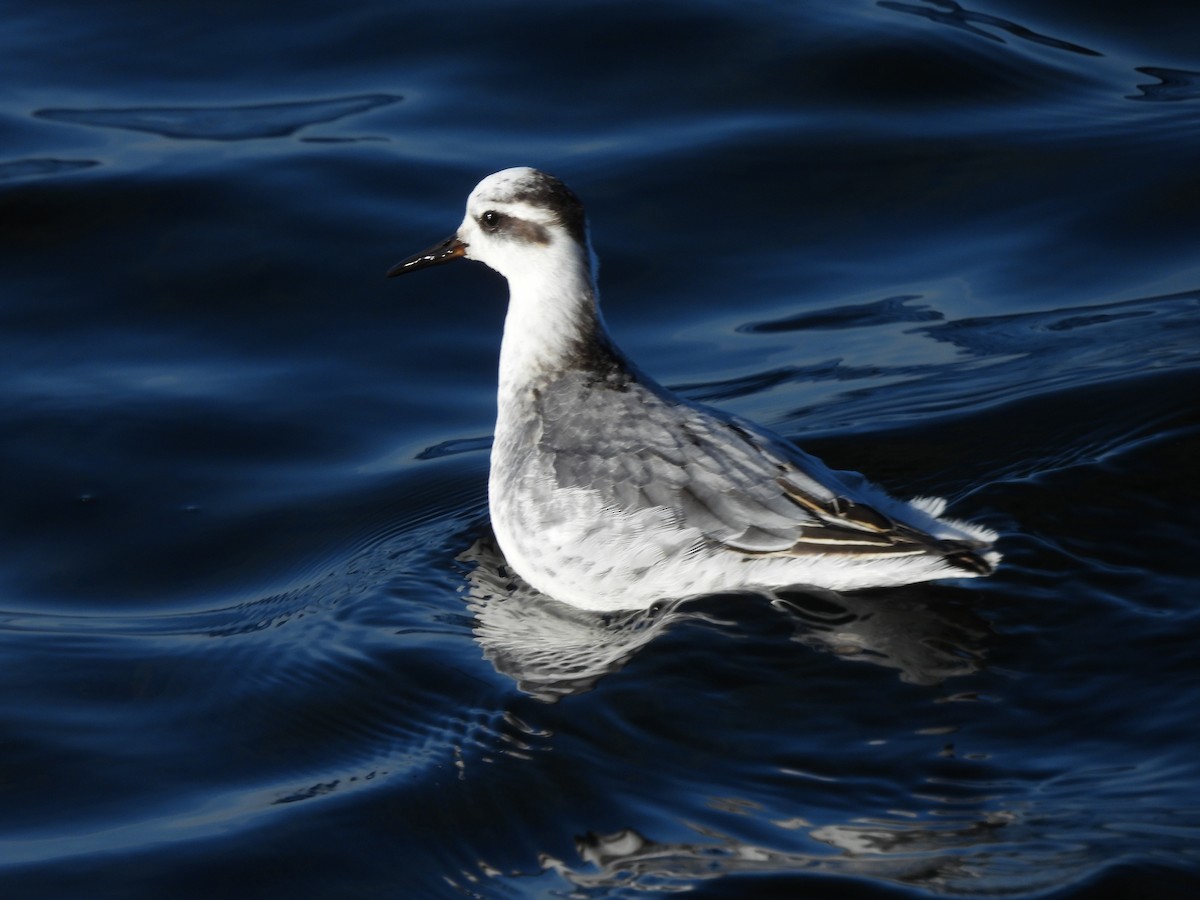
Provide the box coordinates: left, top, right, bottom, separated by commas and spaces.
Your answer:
790, 542, 928, 558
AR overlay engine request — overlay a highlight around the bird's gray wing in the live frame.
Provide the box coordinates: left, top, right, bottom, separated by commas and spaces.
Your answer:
538, 377, 943, 558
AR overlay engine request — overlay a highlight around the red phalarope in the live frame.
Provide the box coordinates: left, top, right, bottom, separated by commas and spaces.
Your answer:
390, 167, 999, 611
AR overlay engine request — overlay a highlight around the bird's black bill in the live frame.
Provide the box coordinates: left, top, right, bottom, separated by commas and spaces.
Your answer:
386, 235, 466, 277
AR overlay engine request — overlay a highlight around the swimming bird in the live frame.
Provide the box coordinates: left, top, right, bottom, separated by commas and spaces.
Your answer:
389, 168, 999, 611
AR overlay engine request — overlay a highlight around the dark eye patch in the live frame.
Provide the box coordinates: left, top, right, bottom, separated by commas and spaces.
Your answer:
510, 219, 550, 245
479, 210, 550, 245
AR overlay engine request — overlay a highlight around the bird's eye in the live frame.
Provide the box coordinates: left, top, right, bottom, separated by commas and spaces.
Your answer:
480, 210, 503, 231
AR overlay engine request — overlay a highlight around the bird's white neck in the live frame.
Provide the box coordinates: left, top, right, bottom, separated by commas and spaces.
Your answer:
496, 248, 605, 393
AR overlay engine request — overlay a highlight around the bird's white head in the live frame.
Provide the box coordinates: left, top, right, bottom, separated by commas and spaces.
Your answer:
459, 167, 592, 279
389, 168, 610, 378
388, 167, 593, 284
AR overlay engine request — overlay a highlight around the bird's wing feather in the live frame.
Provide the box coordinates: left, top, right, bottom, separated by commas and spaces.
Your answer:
538, 375, 959, 559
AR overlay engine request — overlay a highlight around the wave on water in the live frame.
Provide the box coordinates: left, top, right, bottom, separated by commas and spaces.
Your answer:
33, 93, 400, 141
1130, 66, 1200, 102
878, 0, 1102, 57
0, 158, 99, 181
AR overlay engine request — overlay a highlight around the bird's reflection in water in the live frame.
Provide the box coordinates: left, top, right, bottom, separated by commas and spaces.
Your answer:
773, 585, 990, 686
541, 810, 1031, 895
457, 536, 1010, 892
458, 533, 990, 700
458, 535, 699, 701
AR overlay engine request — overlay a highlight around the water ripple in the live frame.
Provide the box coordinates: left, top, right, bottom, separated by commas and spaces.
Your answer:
34, 93, 400, 141
877, 0, 1102, 57
1130, 66, 1200, 102
3, 0, 1199, 895
765, 289, 1200, 436
531, 752, 1200, 896
0, 158, 98, 181
740, 295, 944, 333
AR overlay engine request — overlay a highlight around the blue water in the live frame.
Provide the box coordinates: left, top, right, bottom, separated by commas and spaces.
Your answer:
2, 1, 1199, 896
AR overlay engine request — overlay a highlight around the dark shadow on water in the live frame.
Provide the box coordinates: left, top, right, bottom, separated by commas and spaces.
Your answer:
674, 359, 880, 405
416, 435, 494, 460
738, 295, 944, 334
877, 0, 1102, 57
1130, 66, 1200, 102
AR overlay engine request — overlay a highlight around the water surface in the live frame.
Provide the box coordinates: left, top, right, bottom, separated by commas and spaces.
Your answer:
2, 1, 1198, 896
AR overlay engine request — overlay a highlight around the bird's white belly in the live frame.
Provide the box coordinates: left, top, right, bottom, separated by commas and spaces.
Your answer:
489, 475, 708, 610
488, 473, 992, 611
